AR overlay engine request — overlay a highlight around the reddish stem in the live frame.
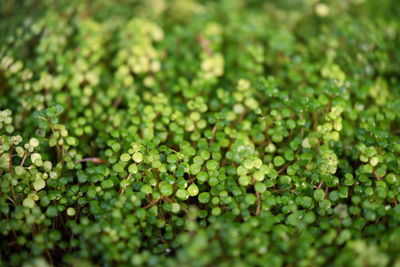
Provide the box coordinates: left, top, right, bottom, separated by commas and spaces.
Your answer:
255, 191, 261, 216
75, 157, 107, 164
143, 198, 160, 209
374, 171, 381, 180
277, 164, 287, 175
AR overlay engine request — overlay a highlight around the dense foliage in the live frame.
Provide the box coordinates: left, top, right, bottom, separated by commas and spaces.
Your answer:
1, 0, 400, 266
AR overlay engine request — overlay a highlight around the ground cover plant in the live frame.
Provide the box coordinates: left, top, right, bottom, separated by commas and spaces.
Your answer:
1, 0, 400, 266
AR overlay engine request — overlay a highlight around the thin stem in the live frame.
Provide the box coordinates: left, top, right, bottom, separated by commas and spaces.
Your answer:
56, 143, 61, 162
277, 164, 288, 175
119, 173, 132, 195
255, 191, 261, 216
46, 250, 53, 266
62, 142, 65, 160
75, 157, 107, 164
143, 198, 160, 209
113, 96, 123, 107
212, 123, 218, 137
20, 152, 28, 166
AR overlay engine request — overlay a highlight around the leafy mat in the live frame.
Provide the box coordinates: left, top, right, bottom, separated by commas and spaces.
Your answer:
1, 0, 400, 266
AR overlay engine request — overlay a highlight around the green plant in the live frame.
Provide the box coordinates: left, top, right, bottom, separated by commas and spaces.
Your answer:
1, 0, 400, 266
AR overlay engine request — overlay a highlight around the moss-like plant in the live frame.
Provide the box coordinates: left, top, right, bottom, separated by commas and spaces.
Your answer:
1, 0, 400, 266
